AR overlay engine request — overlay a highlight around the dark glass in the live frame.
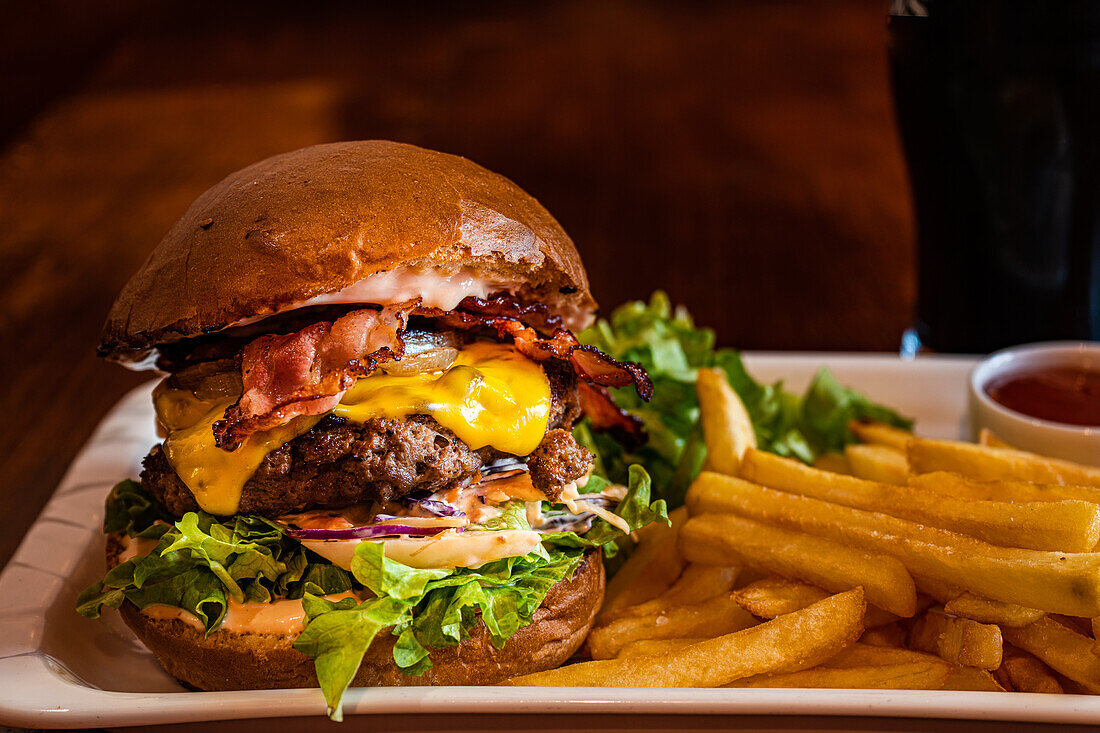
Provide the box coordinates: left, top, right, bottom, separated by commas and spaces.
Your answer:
889, 0, 1100, 353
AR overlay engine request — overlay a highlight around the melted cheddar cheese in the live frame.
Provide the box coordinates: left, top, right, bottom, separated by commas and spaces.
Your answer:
333, 341, 550, 456
155, 341, 551, 516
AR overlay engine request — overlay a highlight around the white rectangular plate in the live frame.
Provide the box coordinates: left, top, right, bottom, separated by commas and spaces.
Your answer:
2, 353, 1098, 728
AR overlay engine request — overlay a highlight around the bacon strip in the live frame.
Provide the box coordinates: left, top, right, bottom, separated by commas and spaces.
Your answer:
495, 321, 653, 401
416, 305, 653, 401
457, 294, 564, 334
213, 307, 407, 449
578, 382, 646, 448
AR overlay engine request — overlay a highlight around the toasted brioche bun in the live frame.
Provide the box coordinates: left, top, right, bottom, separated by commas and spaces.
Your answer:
108, 535, 602, 690
100, 140, 596, 362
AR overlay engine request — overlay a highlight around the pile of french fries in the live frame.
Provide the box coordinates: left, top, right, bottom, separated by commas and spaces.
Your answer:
505, 368, 1100, 692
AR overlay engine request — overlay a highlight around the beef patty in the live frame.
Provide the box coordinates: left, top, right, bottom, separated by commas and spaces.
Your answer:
143, 361, 591, 517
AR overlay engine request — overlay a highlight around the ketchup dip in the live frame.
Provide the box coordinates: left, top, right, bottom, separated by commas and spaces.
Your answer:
985, 367, 1100, 427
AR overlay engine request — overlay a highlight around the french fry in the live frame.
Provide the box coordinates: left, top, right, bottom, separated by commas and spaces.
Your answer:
731, 578, 829, 618
1002, 649, 1065, 693
1002, 617, 1100, 693
604, 564, 741, 622
864, 606, 903, 629
813, 452, 851, 475
944, 592, 1045, 628
688, 471, 1100, 617
848, 420, 912, 453
680, 513, 916, 617
1050, 614, 1093, 637
599, 507, 687, 621
587, 594, 757, 660
860, 623, 906, 648
738, 449, 1100, 552
978, 429, 1013, 449
728, 662, 951, 690
503, 588, 866, 687
826, 642, 943, 668
940, 666, 1008, 692
910, 610, 1003, 670
907, 438, 1100, 487
1093, 617, 1100, 656
732, 577, 899, 628
912, 575, 962, 604
615, 637, 705, 658
696, 367, 756, 475
910, 471, 1100, 506
845, 444, 910, 486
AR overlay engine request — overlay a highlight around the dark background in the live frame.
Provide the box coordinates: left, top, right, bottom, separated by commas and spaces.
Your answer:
0, 0, 912, 566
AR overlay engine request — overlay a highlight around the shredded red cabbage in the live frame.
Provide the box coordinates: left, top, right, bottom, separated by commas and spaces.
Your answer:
406, 498, 465, 517
286, 524, 455, 541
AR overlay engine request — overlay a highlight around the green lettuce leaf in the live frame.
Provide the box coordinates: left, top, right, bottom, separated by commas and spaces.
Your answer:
575, 291, 913, 508
77, 481, 354, 629
294, 541, 587, 720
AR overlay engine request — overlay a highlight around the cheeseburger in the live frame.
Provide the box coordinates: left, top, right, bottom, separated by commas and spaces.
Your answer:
78, 141, 664, 717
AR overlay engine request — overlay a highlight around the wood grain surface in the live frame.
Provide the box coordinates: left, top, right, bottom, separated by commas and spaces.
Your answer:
0, 0, 912, 568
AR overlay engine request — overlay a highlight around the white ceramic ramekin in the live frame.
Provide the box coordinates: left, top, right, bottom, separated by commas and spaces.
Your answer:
968, 341, 1100, 467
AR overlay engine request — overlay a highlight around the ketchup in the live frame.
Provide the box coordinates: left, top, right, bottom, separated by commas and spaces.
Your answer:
986, 367, 1100, 427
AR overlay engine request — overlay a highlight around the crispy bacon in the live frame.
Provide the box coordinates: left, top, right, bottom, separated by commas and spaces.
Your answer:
457, 294, 564, 335
415, 304, 653, 401
578, 382, 646, 448
495, 321, 653, 400
209, 293, 650, 451
213, 307, 407, 449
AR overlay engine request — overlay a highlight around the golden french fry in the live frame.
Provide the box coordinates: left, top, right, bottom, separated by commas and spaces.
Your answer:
728, 662, 951, 690
910, 471, 1100, 506
860, 623, 906, 648
600, 507, 687, 621
826, 642, 943, 668
604, 564, 741, 622
731, 578, 829, 618
732, 577, 899, 628
864, 605, 902, 629
939, 666, 1008, 692
813, 452, 851, 475
1002, 649, 1065, 694
978, 429, 1013, 449
1050, 614, 1093, 637
991, 663, 1015, 692
845, 444, 910, 486
848, 420, 912, 453
587, 594, 757, 660
910, 609, 1003, 670
944, 592, 1045, 628
680, 513, 916, 617
504, 588, 866, 687
739, 449, 1100, 552
615, 637, 706, 658
696, 367, 757, 476
1001, 617, 1100, 693
907, 438, 1100, 487
912, 575, 962, 604
689, 471, 1100, 617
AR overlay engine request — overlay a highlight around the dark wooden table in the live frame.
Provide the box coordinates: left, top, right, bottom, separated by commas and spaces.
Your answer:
0, 2, 923, 729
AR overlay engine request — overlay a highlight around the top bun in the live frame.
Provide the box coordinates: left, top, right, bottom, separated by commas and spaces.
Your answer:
99, 141, 596, 362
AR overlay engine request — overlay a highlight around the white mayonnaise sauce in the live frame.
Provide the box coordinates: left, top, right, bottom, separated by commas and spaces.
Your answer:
227, 265, 521, 329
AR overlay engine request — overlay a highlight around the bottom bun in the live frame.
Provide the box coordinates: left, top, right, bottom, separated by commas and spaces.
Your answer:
114, 548, 603, 690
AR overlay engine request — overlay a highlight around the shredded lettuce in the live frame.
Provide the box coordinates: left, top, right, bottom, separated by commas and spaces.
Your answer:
575, 291, 912, 507
76, 483, 354, 627
79, 468, 666, 720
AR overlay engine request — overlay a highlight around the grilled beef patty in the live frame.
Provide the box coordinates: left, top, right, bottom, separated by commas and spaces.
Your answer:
142, 362, 591, 517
